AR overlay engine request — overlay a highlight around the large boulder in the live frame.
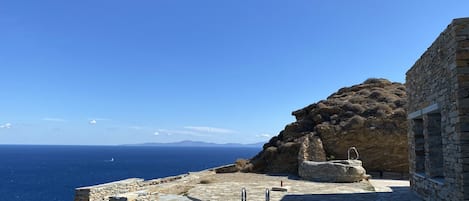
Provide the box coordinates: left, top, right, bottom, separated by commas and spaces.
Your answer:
299, 160, 367, 182
244, 78, 408, 174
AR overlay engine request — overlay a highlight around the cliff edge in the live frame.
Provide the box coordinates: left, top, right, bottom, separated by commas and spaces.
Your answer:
244, 78, 408, 174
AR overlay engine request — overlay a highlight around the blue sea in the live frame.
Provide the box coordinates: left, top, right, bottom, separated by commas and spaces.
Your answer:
0, 145, 260, 201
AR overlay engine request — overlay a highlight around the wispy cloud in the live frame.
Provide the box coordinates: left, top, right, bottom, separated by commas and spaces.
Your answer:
129, 126, 147, 130
0, 123, 11, 129
184, 126, 236, 134
42, 117, 66, 122
89, 118, 111, 121
88, 117, 111, 125
256, 133, 271, 138
153, 131, 159, 136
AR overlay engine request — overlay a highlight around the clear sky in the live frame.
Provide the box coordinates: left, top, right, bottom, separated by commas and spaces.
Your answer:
0, 1, 468, 145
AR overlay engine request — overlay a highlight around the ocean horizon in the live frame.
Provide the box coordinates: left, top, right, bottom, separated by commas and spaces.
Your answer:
0, 145, 260, 201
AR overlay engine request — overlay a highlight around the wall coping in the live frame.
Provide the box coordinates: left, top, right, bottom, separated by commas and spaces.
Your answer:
76, 178, 144, 190
407, 103, 439, 119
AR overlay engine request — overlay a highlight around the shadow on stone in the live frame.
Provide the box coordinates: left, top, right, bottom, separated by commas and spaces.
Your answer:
280, 192, 376, 201
279, 187, 421, 201
265, 173, 302, 181
187, 196, 203, 201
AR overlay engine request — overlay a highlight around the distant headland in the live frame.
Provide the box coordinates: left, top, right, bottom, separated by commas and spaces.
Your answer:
121, 140, 264, 148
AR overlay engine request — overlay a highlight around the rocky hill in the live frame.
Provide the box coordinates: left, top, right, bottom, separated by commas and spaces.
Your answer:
243, 78, 408, 174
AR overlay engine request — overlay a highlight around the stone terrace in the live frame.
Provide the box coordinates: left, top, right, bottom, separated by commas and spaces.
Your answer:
181, 172, 420, 201
75, 168, 422, 201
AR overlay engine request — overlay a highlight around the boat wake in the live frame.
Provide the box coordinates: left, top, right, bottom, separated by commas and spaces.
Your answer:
105, 158, 114, 162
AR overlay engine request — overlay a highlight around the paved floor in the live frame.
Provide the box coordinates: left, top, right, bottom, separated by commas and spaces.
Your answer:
157, 172, 422, 201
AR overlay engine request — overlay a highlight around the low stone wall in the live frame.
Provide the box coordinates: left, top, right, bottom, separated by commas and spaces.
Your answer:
410, 174, 450, 200
74, 178, 144, 201
74, 174, 190, 201
73, 164, 234, 201
108, 190, 157, 201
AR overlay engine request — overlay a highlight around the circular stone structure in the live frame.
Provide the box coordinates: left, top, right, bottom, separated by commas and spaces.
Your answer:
299, 160, 367, 183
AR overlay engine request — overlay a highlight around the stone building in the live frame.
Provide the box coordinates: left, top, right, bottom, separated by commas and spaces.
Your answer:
406, 18, 469, 200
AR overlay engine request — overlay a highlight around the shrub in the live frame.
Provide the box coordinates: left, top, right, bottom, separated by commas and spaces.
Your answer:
343, 102, 365, 114
363, 78, 391, 85
394, 99, 407, 107
346, 115, 366, 128
199, 179, 213, 184
235, 159, 249, 169
375, 103, 392, 113
369, 90, 385, 100
392, 108, 407, 118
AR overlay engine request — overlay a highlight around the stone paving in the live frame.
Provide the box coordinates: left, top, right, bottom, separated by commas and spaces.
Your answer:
156, 172, 422, 201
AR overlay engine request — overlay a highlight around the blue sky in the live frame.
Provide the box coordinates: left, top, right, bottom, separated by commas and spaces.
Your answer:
0, 1, 468, 145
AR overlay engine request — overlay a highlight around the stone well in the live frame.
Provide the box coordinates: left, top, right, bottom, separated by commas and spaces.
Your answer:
298, 160, 367, 183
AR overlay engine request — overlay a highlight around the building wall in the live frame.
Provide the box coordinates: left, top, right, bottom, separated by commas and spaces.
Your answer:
406, 18, 469, 201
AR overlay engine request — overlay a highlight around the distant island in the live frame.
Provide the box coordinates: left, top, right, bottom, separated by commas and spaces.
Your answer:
122, 140, 265, 148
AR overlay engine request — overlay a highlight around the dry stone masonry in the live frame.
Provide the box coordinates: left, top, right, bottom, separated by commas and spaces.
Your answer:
406, 17, 469, 201
73, 164, 237, 201
74, 174, 188, 201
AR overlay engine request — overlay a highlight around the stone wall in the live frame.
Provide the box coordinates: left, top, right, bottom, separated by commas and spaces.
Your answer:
74, 175, 188, 201
406, 17, 469, 201
73, 165, 234, 201
74, 178, 143, 201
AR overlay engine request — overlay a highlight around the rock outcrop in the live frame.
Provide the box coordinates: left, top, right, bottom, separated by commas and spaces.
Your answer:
244, 78, 408, 174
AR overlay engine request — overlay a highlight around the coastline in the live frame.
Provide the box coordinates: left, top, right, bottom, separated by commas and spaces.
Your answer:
0, 145, 259, 201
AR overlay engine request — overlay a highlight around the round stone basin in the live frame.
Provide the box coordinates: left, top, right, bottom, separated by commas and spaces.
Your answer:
298, 160, 367, 183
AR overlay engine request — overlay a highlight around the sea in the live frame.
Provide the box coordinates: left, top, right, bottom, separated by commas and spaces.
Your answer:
0, 145, 260, 201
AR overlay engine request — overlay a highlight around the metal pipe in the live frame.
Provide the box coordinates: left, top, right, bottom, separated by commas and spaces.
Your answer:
348, 146, 359, 160
241, 188, 247, 201
265, 188, 270, 201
